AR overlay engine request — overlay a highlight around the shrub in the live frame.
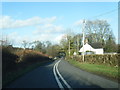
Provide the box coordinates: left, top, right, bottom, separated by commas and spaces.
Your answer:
2, 46, 18, 72
15, 50, 50, 64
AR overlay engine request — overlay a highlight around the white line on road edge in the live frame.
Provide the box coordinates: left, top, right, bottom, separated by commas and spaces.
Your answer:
53, 60, 72, 89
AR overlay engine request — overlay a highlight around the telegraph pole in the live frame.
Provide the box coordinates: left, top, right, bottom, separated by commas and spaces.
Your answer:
82, 19, 85, 62
77, 36, 79, 53
68, 39, 70, 57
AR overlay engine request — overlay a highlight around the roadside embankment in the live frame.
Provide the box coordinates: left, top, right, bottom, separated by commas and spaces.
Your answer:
2, 46, 53, 87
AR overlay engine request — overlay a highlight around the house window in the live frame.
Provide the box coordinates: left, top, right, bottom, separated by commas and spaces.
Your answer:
85, 51, 95, 55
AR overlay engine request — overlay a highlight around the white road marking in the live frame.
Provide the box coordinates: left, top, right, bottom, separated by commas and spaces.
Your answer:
56, 60, 71, 88
53, 60, 64, 88
53, 60, 72, 89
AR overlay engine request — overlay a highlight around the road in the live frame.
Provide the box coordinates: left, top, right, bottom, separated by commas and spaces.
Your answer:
6, 58, 119, 89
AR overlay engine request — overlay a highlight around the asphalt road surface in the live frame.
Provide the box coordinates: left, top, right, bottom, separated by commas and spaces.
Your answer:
6, 58, 119, 89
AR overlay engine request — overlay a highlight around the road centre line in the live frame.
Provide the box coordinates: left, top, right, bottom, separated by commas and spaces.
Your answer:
56, 61, 71, 88
53, 60, 72, 89
53, 60, 64, 88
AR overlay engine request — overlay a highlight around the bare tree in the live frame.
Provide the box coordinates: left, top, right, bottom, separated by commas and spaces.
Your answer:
22, 40, 28, 50
73, 34, 82, 53
85, 19, 114, 45
0, 36, 14, 46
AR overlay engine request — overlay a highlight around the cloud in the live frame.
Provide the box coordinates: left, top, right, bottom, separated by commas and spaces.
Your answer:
5, 30, 65, 46
0, 16, 57, 29
73, 19, 84, 26
54, 34, 65, 44
34, 33, 65, 44
33, 23, 64, 34
1, 15, 65, 45
32, 23, 65, 44
7, 32, 24, 44
43, 16, 57, 23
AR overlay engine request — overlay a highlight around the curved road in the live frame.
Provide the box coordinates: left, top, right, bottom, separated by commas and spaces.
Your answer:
6, 58, 119, 89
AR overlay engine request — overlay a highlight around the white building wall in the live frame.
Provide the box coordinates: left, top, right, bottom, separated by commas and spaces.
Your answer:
79, 43, 94, 52
93, 48, 103, 54
79, 43, 104, 55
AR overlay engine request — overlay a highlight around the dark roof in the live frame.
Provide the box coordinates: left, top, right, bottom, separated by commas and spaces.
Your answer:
89, 43, 103, 49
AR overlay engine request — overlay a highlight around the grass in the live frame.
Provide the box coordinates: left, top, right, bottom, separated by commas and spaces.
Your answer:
67, 59, 119, 82
3, 60, 52, 88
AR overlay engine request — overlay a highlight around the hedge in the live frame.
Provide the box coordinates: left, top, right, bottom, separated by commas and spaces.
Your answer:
72, 54, 120, 67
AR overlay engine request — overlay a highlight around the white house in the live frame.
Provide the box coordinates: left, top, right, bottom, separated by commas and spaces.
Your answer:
79, 42, 104, 55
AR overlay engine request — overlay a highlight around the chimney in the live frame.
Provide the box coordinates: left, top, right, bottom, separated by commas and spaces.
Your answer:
85, 38, 88, 44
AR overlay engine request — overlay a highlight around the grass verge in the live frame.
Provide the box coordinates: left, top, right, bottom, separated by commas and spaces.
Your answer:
3, 60, 53, 88
67, 59, 119, 83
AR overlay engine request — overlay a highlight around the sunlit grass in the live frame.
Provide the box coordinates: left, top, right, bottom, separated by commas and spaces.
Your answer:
67, 59, 119, 82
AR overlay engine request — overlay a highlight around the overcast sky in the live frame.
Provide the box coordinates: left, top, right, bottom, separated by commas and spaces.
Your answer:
1, 2, 118, 47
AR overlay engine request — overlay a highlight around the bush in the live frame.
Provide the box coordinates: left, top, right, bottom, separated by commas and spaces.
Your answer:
15, 50, 50, 64
2, 46, 18, 72
2, 47, 50, 72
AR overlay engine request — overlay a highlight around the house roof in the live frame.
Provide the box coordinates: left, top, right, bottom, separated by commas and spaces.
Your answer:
89, 43, 103, 49
79, 42, 103, 52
